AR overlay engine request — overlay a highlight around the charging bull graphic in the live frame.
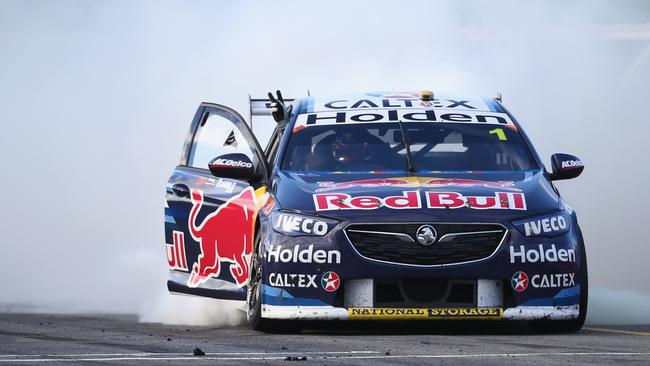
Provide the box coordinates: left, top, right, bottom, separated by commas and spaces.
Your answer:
187, 187, 257, 288
316, 177, 520, 192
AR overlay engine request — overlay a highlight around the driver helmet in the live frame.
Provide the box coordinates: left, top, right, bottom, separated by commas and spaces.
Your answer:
331, 132, 372, 163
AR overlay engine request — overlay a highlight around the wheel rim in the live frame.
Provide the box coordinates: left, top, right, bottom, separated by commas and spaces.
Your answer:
247, 245, 262, 319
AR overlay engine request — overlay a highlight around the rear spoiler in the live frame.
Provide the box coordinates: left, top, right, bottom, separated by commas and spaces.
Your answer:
248, 90, 296, 128
249, 98, 295, 117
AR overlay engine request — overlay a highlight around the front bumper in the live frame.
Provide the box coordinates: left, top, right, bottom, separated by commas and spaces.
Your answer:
261, 304, 579, 321
258, 210, 584, 321
260, 277, 581, 321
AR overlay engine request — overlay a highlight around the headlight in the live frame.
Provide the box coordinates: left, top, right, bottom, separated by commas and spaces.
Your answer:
512, 211, 571, 237
270, 211, 337, 237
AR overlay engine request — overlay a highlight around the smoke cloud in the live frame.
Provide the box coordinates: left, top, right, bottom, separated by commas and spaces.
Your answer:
0, 0, 648, 326
139, 292, 245, 327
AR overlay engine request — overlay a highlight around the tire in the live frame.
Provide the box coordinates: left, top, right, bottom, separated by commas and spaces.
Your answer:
247, 234, 301, 333
528, 233, 588, 333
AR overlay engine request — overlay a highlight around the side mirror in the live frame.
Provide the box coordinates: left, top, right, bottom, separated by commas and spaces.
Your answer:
549, 153, 584, 181
208, 153, 259, 182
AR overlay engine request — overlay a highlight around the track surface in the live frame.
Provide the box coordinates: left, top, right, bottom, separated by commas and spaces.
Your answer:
0, 313, 648, 365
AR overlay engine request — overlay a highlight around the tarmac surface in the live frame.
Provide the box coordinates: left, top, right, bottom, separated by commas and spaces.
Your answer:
0, 313, 648, 365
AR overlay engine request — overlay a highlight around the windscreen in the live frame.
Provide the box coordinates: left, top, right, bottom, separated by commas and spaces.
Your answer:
281, 121, 538, 172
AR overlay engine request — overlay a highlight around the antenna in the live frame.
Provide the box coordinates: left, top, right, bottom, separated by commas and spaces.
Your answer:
495, 92, 503, 102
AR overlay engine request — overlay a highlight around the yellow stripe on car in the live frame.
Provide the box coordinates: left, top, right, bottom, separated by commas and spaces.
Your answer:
347, 307, 503, 320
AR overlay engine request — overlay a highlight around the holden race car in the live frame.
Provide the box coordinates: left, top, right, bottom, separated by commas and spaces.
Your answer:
164, 90, 587, 333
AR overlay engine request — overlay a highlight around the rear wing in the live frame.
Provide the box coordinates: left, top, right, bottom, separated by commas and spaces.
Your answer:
248, 90, 296, 128
249, 98, 295, 119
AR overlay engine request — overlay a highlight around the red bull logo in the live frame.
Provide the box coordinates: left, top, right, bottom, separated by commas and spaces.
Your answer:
316, 178, 409, 192
315, 177, 520, 192
425, 178, 520, 191
187, 187, 257, 288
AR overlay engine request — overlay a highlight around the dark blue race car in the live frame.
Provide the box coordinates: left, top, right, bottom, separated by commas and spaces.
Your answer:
164, 90, 587, 333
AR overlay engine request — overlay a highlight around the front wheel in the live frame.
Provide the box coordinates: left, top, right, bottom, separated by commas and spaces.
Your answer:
247, 235, 301, 333
528, 234, 588, 333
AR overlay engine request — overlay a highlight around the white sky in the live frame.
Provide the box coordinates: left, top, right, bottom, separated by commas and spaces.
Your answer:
1, 0, 649, 323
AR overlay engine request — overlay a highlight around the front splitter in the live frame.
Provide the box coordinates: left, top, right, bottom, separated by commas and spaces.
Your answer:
261, 305, 579, 321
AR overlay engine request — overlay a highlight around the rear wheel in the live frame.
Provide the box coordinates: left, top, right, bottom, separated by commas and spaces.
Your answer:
528, 235, 588, 333
247, 235, 301, 333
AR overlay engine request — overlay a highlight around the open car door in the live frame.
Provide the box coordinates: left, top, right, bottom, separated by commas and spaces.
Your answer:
164, 103, 268, 301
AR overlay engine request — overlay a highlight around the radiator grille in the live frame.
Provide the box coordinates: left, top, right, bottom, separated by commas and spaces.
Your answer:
345, 223, 506, 265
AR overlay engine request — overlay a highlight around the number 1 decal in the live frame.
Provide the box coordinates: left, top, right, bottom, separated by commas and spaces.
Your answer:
489, 128, 507, 141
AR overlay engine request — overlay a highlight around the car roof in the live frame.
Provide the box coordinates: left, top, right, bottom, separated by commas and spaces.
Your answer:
288, 91, 515, 130
293, 91, 505, 114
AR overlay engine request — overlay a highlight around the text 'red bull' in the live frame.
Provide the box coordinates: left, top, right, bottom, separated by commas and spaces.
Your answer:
187, 187, 256, 288
313, 191, 526, 211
